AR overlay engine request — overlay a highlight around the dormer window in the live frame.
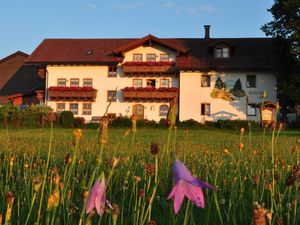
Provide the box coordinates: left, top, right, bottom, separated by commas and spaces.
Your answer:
215, 47, 229, 58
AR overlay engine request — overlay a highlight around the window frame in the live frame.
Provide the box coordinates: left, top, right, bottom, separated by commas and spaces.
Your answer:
69, 103, 79, 115
57, 78, 67, 87
70, 78, 80, 87
159, 105, 169, 117
133, 79, 143, 88
215, 47, 230, 59
107, 90, 117, 102
160, 54, 170, 62
247, 104, 257, 116
56, 103, 66, 113
201, 75, 211, 87
246, 75, 256, 88
108, 66, 117, 77
133, 53, 143, 62
146, 79, 156, 88
201, 103, 211, 116
82, 103, 92, 115
146, 53, 156, 62
160, 79, 170, 88
83, 78, 93, 87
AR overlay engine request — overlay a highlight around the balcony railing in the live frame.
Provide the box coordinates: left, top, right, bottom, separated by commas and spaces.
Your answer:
122, 87, 178, 102
48, 86, 97, 101
122, 61, 177, 76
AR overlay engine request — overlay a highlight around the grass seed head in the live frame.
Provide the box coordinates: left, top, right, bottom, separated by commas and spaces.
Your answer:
147, 220, 157, 225
285, 165, 300, 187
5, 192, 14, 205
150, 143, 160, 155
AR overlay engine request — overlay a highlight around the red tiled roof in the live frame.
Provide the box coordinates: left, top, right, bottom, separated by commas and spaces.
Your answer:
26, 37, 276, 71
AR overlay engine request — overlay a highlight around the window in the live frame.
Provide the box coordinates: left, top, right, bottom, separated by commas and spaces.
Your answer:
247, 104, 256, 116
160, 54, 169, 62
247, 75, 256, 88
70, 78, 79, 87
107, 90, 117, 102
146, 54, 156, 62
201, 103, 210, 115
108, 66, 117, 77
159, 105, 169, 117
56, 103, 65, 113
215, 47, 229, 58
133, 79, 142, 88
57, 78, 66, 87
70, 103, 79, 115
133, 54, 142, 62
83, 78, 93, 87
160, 79, 170, 88
82, 103, 92, 115
146, 79, 156, 88
201, 75, 211, 87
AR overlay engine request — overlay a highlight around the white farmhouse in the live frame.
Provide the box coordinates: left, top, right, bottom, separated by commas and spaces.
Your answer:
26, 26, 277, 123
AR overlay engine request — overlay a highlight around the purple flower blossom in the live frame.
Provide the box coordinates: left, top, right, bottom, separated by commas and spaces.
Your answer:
86, 177, 106, 216
167, 160, 214, 214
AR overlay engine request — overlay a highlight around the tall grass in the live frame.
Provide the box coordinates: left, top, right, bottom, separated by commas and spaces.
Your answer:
0, 127, 298, 224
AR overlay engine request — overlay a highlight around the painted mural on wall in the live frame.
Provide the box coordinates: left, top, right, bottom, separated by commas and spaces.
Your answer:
210, 76, 246, 101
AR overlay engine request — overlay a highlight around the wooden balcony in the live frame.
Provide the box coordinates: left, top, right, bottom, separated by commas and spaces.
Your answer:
123, 61, 177, 76
122, 87, 178, 102
48, 87, 97, 101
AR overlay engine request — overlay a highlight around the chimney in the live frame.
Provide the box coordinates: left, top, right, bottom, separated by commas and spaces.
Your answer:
204, 25, 210, 40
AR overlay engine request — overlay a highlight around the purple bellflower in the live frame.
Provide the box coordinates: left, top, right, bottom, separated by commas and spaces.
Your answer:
167, 160, 215, 214
86, 176, 106, 216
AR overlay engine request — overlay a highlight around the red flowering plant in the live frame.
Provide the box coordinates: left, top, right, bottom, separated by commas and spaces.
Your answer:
48, 86, 96, 92
122, 87, 178, 92
123, 61, 175, 66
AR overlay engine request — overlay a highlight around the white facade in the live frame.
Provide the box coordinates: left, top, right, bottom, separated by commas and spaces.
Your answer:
179, 71, 276, 122
45, 44, 179, 122
45, 42, 277, 123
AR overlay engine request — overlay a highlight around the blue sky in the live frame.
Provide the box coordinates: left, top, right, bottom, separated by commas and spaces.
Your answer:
0, 0, 274, 59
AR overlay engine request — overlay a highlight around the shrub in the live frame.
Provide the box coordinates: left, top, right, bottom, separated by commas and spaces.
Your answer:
0, 103, 18, 127
73, 117, 85, 128
19, 105, 52, 127
59, 111, 74, 128
110, 116, 131, 127
178, 119, 200, 128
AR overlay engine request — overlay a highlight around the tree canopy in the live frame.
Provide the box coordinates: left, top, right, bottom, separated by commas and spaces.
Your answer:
261, 0, 300, 116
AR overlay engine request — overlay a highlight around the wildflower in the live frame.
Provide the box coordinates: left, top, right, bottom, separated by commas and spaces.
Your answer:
252, 202, 271, 225
167, 99, 177, 128
147, 220, 157, 225
223, 149, 230, 155
73, 128, 82, 145
33, 177, 43, 193
86, 176, 106, 216
112, 157, 120, 169
262, 90, 267, 99
285, 165, 300, 187
47, 112, 56, 122
138, 189, 145, 197
133, 176, 141, 183
47, 194, 55, 211
239, 143, 244, 150
165, 119, 171, 128
24, 163, 29, 169
65, 152, 72, 165
131, 115, 137, 133
240, 127, 245, 135
144, 163, 155, 176
150, 143, 160, 155
98, 116, 109, 145
167, 160, 214, 214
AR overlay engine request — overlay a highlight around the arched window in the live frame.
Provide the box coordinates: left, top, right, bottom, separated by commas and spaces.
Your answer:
159, 105, 169, 117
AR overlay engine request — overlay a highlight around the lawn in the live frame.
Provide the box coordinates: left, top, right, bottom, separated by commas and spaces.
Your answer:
0, 126, 299, 225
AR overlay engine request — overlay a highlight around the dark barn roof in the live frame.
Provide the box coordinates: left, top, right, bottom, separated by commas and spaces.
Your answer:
26, 36, 276, 71
0, 64, 45, 96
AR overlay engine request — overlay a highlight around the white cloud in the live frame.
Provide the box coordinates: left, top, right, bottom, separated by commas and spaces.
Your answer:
111, 1, 144, 10
160, 1, 216, 15
86, 2, 97, 9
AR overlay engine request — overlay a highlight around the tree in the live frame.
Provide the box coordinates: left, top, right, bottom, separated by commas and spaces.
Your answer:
214, 76, 226, 90
261, 0, 300, 119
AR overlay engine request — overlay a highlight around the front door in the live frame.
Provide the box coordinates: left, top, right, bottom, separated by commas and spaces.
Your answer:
133, 104, 144, 120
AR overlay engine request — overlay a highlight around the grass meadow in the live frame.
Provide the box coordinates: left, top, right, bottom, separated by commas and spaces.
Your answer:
0, 126, 299, 225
